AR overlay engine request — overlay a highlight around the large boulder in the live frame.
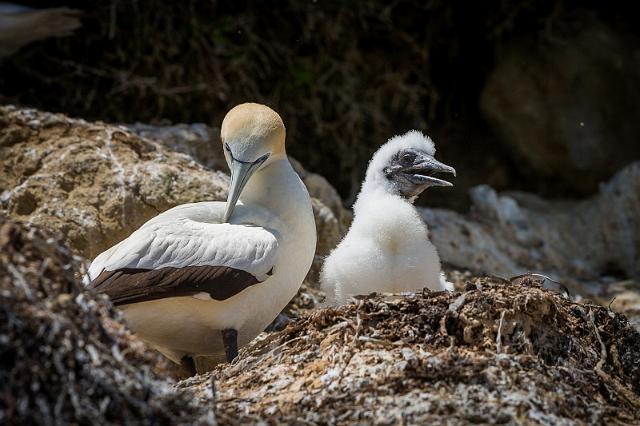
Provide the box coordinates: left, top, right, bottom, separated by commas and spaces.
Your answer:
481, 14, 640, 193
0, 106, 228, 259
422, 162, 640, 284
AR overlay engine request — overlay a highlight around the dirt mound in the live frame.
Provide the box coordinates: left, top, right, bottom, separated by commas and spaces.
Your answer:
185, 277, 640, 424
0, 217, 208, 424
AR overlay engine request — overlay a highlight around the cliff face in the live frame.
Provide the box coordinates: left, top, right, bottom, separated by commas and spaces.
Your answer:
0, 106, 228, 259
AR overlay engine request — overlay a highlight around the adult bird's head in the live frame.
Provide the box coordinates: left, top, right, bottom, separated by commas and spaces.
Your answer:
220, 103, 286, 222
364, 130, 456, 201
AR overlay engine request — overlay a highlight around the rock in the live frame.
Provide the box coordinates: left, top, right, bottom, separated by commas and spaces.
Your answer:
422, 162, 640, 285
481, 14, 640, 193
0, 6, 82, 58
129, 122, 227, 171
0, 106, 228, 260
289, 157, 351, 235
0, 216, 208, 424
181, 277, 640, 424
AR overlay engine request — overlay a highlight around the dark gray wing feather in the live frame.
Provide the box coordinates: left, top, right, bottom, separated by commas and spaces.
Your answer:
88, 265, 272, 305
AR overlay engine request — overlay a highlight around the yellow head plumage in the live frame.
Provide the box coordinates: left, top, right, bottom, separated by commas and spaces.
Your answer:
221, 103, 286, 158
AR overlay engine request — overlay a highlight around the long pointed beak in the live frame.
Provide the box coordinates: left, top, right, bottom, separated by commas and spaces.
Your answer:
407, 156, 456, 187
223, 156, 268, 222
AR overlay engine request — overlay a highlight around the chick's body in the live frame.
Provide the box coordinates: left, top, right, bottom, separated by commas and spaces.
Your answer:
322, 189, 444, 305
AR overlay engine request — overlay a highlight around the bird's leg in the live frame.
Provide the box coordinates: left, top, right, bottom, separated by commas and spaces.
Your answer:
180, 355, 196, 376
221, 328, 238, 362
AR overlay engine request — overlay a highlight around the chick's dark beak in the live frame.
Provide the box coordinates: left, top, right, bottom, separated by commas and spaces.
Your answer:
405, 155, 456, 188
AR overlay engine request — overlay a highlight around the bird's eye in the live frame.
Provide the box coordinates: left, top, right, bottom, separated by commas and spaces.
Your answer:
400, 152, 416, 165
224, 143, 231, 152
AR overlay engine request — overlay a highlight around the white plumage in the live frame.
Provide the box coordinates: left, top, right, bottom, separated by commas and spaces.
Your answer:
86, 103, 316, 371
88, 203, 280, 282
321, 130, 455, 306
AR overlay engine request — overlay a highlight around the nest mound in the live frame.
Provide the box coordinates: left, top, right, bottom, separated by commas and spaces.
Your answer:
186, 278, 640, 424
0, 217, 207, 424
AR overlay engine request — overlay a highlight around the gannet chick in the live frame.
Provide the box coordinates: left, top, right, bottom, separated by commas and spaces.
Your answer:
321, 130, 455, 306
86, 103, 316, 374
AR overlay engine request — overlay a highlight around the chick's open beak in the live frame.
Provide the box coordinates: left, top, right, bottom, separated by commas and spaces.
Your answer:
406, 155, 456, 188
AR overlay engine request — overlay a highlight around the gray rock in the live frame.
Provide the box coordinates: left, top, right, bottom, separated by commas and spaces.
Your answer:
422, 161, 640, 284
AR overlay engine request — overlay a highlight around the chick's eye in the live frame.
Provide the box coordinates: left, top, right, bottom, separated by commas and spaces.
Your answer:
400, 152, 416, 165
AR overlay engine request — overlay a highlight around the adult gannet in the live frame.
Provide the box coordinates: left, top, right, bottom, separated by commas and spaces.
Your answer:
86, 103, 316, 373
321, 130, 455, 306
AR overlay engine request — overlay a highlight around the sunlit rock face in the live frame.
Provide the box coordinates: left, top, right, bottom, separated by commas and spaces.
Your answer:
0, 106, 229, 259
481, 14, 640, 193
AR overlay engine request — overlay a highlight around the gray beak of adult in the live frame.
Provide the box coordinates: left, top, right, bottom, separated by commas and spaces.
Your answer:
223, 153, 270, 222
407, 155, 457, 188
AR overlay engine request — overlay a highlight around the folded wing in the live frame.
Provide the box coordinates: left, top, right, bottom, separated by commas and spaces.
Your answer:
87, 218, 279, 305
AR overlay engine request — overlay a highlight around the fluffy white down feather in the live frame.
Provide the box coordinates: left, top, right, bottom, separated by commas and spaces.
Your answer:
321, 131, 452, 306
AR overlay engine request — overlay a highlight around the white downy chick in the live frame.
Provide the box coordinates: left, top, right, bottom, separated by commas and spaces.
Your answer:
321, 130, 455, 306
